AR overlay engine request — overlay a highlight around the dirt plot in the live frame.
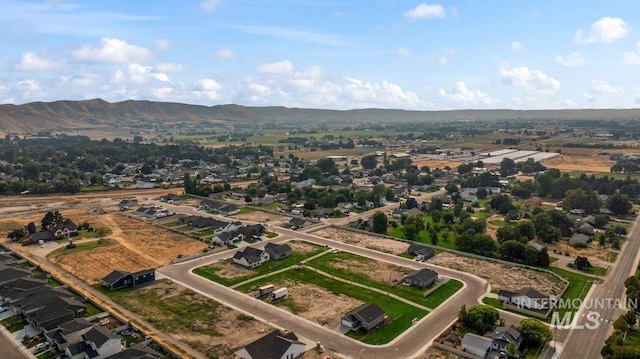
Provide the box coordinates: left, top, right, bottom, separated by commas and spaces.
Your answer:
312, 227, 408, 255
27, 208, 209, 284
204, 260, 254, 280
279, 280, 363, 328
431, 252, 565, 295
544, 154, 615, 173
327, 255, 410, 285
413, 159, 461, 170
415, 347, 463, 359
288, 240, 323, 254
230, 211, 291, 223
116, 280, 274, 359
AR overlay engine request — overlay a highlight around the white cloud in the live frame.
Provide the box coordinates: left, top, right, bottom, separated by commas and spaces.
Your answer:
555, 52, 585, 67
574, 17, 628, 44
499, 66, 560, 94
589, 80, 622, 94
193, 78, 222, 101
150, 87, 174, 99
212, 48, 234, 59
112, 63, 171, 85
511, 41, 523, 52
404, 3, 445, 20
15, 52, 63, 71
154, 62, 187, 73
439, 81, 497, 106
561, 99, 577, 108
437, 56, 448, 65
70, 71, 101, 87
257, 60, 294, 75
155, 39, 171, 50
201, 0, 221, 12
623, 41, 640, 65
396, 48, 411, 56
73, 38, 151, 64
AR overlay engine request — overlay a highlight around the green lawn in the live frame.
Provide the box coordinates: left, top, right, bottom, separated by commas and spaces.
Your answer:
236, 267, 428, 345
266, 232, 278, 238
239, 207, 256, 214
47, 238, 111, 259
305, 252, 462, 309
194, 229, 214, 237
0, 317, 24, 332
47, 277, 64, 287
548, 267, 594, 320
163, 221, 180, 228
194, 242, 326, 286
84, 301, 103, 317
482, 297, 504, 309
80, 185, 108, 192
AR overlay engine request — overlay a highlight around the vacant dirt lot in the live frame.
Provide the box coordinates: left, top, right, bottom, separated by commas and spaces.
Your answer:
431, 252, 565, 295
7, 208, 208, 284
544, 154, 615, 173
117, 280, 274, 359
312, 227, 408, 254
413, 159, 461, 170
416, 347, 463, 359
230, 210, 291, 224
280, 280, 363, 328
327, 254, 411, 285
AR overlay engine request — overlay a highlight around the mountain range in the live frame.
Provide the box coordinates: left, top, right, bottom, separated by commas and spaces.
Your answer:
1, 99, 640, 131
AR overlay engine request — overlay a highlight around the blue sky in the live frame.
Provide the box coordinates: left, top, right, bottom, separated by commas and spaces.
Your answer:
2, 1, 640, 110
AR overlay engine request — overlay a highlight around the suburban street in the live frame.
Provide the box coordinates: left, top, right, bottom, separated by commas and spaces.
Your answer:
558, 216, 640, 359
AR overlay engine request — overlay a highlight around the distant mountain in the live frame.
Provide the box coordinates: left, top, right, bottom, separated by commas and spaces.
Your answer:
1, 98, 640, 131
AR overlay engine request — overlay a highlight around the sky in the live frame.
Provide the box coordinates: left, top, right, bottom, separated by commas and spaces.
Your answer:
2, 1, 640, 110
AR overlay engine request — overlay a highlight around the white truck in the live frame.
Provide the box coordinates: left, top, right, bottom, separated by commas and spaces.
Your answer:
258, 284, 275, 297
272, 287, 288, 301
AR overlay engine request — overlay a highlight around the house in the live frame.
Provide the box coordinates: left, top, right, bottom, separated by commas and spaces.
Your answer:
23, 294, 87, 331
51, 224, 78, 238
498, 287, 554, 310
577, 223, 595, 236
484, 325, 523, 353
233, 248, 270, 268
264, 243, 292, 260
341, 303, 386, 332
105, 343, 161, 359
102, 269, 155, 291
0, 267, 31, 285
118, 199, 138, 210
404, 207, 424, 217
215, 231, 244, 246
238, 224, 266, 239
406, 243, 435, 260
402, 268, 438, 288
289, 218, 312, 230
29, 231, 56, 244
461, 333, 493, 357
218, 204, 240, 216
0, 277, 47, 302
47, 319, 122, 359
159, 193, 181, 203
570, 233, 591, 246
234, 330, 305, 359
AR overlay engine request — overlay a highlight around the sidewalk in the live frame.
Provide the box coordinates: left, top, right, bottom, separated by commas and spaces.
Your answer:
0, 324, 36, 359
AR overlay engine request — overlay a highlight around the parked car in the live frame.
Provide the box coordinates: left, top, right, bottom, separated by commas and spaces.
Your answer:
34, 342, 49, 351
120, 329, 132, 335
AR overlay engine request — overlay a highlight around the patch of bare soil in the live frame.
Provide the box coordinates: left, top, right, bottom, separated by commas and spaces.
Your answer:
544, 154, 615, 173
230, 211, 290, 223
288, 240, 322, 254
431, 252, 565, 295
413, 159, 462, 170
546, 240, 615, 263
329, 257, 410, 285
204, 260, 254, 280
119, 281, 273, 359
415, 347, 464, 359
312, 227, 408, 255
281, 280, 363, 328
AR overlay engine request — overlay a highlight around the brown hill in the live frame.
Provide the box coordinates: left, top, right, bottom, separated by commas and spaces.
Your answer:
1, 98, 640, 131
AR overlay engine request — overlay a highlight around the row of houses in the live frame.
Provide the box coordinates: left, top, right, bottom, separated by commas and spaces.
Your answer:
232, 243, 292, 268
0, 252, 161, 359
461, 325, 523, 357
177, 215, 266, 245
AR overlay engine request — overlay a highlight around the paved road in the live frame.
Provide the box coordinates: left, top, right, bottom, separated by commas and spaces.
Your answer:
159, 221, 528, 359
558, 217, 640, 359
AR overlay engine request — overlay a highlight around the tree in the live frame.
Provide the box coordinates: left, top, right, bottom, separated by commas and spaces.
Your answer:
41, 211, 64, 230
405, 197, 419, 209
537, 247, 550, 266
372, 211, 388, 234
26, 222, 37, 234
563, 188, 601, 214
496, 226, 523, 243
518, 221, 536, 240
518, 318, 552, 348
607, 193, 633, 215
476, 187, 488, 199
574, 256, 592, 270
360, 155, 377, 170
500, 158, 516, 176
462, 304, 500, 334
445, 183, 458, 195
403, 223, 418, 241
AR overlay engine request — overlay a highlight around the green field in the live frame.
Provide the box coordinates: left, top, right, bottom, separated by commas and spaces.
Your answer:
482, 297, 504, 309
548, 267, 594, 320
47, 238, 111, 259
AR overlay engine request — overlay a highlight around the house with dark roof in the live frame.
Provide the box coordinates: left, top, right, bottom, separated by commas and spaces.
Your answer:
76, 325, 122, 358
238, 224, 266, 239
402, 268, 438, 288
44, 317, 122, 358
570, 233, 591, 246
498, 287, 555, 310
406, 243, 435, 260
118, 199, 138, 210
102, 269, 155, 291
45, 317, 94, 351
0, 267, 31, 285
264, 243, 292, 261
289, 217, 312, 230
484, 324, 523, 353
23, 294, 87, 331
341, 303, 386, 332
0, 277, 47, 302
214, 231, 244, 246
233, 248, 270, 268
29, 230, 56, 243
234, 330, 305, 359
105, 343, 161, 359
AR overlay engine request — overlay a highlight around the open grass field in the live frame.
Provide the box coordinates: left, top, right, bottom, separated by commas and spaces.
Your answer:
544, 154, 615, 173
